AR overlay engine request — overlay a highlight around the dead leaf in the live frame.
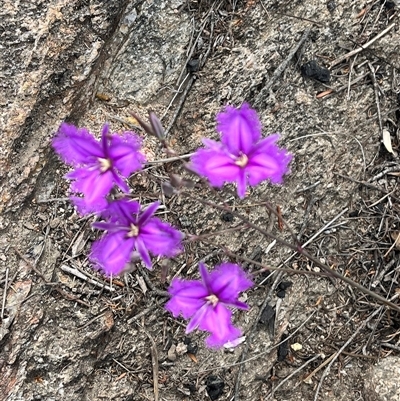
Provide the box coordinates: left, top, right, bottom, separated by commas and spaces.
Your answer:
103, 310, 114, 331
355, 8, 367, 18
390, 231, 400, 249
71, 231, 86, 257
313, 295, 323, 307
316, 89, 333, 98
125, 116, 139, 126
277, 205, 284, 231
111, 279, 125, 287
136, 274, 147, 294
95, 93, 112, 101
382, 129, 394, 154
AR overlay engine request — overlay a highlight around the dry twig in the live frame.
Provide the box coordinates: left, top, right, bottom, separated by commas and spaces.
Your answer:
13, 247, 90, 307
268, 354, 322, 399
1, 268, 9, 320
330, 22, 396, 67
60, 264, 115, 292
254, 28, 311, 106
313, 292, 400, 401
141, 326, 159, 401
368, 62, 383, 137
182, 192, 400, 312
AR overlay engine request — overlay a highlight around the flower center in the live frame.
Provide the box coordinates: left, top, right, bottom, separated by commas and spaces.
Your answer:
235, 153, 248, 167
127, 224, 139, 237
205, 294, 219, 307
98, 157, 112, 172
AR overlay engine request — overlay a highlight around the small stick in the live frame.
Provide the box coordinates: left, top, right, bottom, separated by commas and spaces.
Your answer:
199, 11, 214, 70
113, 358, 134, 373
330, 22, 395, 67
368, 62, 383, 137
255, 28, 311, 106
188, 224, 248, 243
13, 247, 47, 281
36, 197, 70, 204
147, 152, 195, 165
258, 207, 348, 286
318, 72, 369, 99
164, 76, 195, 137
368, 190, 395, 208
381, 343, 400, 352
297, 196, 317, 241
335, 173, 400, 203
1, 268, 9, 320
369, 166, 400, 182
384, 232, 400, 258
77, 309, 108, 330
127, 301, 167, 324
43, 283, 91, 307
0, 269, 18, 287
302, 208, 348, 248
60, 264, 116, 292
268, 354, 322, 399
313, 292, 400, 401
136, 265, 169, 297
175, 9, 212, 86
278, 12, 323, 27
295, 181, 321, 193
160, 73, 190, 121
352, 135, 367, 176
346, 55, 358, 100
183, 192, 400, 312
195, 310, 317, 375
141, 326, 159, 401
222, 247, 339, 279
303, 352, 337, 384
163, 9, 215, 136
13, 247, 90, 307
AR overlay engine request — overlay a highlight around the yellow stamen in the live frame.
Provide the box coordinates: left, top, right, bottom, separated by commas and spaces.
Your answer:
205, 294, 219, 307
235, 153, 248, 167
127, 224, 139, 237
98, 157, 112, 172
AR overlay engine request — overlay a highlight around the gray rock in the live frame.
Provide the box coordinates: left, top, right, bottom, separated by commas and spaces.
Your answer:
98, 0, 190, 105
364, 357, 400, 401
371, 29, 400, 71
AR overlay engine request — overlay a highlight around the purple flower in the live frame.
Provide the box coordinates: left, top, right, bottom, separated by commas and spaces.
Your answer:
165, 262, 253, 348
90, 199, 184, 275
190, 103, 292, 198
52, 123, 146, 214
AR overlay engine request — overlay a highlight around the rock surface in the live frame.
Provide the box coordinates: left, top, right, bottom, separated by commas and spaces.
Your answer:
0, 0, 126, 215
364, 357, 400, 401
97, 0, 190, 105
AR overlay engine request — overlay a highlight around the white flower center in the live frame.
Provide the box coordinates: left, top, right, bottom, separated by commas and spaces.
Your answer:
98, 157, 112, 172
127, 224, 139, 237
205, 294, 219, 307
235, 153, 248, 167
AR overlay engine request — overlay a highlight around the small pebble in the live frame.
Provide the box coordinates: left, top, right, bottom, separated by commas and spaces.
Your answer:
176, 342, 188, 356
167, 344, 176, 361
50, 218, 61, 228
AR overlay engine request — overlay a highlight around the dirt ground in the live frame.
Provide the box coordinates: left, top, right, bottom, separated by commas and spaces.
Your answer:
1, 0, 400, 400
